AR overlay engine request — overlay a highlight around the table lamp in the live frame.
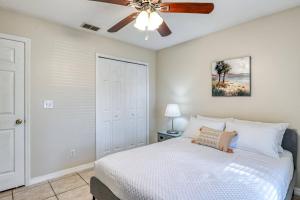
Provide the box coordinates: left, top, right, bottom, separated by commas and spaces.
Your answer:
165, 104, 181, 134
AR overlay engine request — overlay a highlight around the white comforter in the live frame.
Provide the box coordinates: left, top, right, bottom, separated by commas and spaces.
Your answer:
95, 138, 294, 200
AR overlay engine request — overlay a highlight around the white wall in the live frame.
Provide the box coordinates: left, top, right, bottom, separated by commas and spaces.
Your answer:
157, 7, 300, 184
0, 8, 156, 178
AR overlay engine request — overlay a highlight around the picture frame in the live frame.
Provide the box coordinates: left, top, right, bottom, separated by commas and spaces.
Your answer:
212, 56, 251, 97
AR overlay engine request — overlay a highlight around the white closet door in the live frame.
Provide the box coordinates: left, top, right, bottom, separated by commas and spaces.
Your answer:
136, 65, 147, 146
110, 60, 125, 153
125, 63, 137, 149
96, 58, 112, 158
96, 56, 148, 159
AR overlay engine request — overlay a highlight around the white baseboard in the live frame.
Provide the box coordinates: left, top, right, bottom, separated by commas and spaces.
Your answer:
29, 162, 94, 186
294, 187, 300, 196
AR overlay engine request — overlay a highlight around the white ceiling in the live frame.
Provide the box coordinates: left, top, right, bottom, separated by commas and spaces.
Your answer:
0, 0, 300, 50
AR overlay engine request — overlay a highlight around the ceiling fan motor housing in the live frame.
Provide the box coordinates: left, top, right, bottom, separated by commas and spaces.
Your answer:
130, 0, 162, 12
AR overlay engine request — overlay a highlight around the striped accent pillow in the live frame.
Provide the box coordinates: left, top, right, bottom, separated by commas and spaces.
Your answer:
192, 126, 237, 153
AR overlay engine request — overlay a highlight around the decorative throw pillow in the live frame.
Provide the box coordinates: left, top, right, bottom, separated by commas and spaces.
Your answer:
192, 126, 237, 153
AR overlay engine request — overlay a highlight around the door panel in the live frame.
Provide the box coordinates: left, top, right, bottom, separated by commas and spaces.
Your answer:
0, 38, 25, 191
137, 118, 147, 146
125, 63, 137, 149
96, 59, 112, 158
0, 71, 14, 114
126, 118, 136, 148
102, 121, 112, 155
102, 81, 111, 114
112, 82, 122, 111
111, 61, 125, 152
111, 119, 123, 152
137, 67, 147, 109
0, 46, 15, 65
0, 130, 15, 173
136, 66, 147, 146
125, 64, 137, 110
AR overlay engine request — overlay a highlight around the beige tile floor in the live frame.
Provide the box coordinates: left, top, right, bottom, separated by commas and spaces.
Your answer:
0, 169, 95, 200
1, 169, 300, 200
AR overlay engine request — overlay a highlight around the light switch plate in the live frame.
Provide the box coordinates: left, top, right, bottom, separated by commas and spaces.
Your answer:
43, 100, 54, 109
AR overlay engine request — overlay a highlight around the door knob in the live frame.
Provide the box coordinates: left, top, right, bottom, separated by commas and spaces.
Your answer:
16, 119, 23, 125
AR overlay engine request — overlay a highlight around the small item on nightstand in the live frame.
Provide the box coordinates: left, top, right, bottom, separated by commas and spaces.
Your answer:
165, 104, 181, 134
157, 130, 183, 142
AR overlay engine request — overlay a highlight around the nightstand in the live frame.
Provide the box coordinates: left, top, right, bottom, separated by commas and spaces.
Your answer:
157, 130, 183, 142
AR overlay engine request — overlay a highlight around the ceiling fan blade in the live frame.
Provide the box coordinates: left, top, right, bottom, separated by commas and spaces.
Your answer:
108, 12, 139, 32
89, 0, 129, 6
157, 21, 172, 37
160, 3, 214, 14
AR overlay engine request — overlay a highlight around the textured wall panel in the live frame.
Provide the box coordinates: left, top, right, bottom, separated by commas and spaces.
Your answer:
0, 8, 156, 177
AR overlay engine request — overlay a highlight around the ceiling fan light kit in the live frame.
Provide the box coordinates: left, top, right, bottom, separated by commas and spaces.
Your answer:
90, 0, 214, 37
134, 11, 163, 31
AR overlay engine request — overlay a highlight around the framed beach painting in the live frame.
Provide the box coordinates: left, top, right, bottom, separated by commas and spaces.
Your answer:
212, 56, 251, 97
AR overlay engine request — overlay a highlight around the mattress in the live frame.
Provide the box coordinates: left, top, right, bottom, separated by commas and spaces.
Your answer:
95, 138, 294, 200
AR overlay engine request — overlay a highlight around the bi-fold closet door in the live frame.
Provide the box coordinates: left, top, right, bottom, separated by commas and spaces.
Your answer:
96, 56, 148, 159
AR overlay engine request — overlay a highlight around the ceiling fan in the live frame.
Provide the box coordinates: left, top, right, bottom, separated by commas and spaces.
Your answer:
90, 0, 214, 37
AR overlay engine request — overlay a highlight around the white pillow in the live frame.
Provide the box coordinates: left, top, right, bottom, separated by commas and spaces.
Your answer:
196, 115, 236, 147
183, 117, 225, 138
232, 119, 288, 152
197, 115, 234, 123
226, 120, 288, 158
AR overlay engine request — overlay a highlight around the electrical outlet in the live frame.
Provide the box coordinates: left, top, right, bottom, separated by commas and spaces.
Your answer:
70, 149, 76, 158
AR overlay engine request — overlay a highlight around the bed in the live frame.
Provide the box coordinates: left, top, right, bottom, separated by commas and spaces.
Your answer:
90, 129, 297, 200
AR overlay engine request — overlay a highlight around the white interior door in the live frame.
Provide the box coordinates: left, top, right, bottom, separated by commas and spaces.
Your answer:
0, 38, 25, 191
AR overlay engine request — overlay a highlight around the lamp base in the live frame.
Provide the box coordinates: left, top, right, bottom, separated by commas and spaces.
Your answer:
167, 130, 179, 134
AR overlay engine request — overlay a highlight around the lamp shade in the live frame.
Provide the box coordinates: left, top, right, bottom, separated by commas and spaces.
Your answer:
165, 104, 181, 117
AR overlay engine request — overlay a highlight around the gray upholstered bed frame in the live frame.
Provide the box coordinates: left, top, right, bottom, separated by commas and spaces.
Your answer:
282, 129, 298, 200
90, 129, 298, 200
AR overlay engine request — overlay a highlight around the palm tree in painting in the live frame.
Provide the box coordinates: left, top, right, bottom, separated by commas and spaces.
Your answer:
222, 63, 231, 83
215, 61, 225, 84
